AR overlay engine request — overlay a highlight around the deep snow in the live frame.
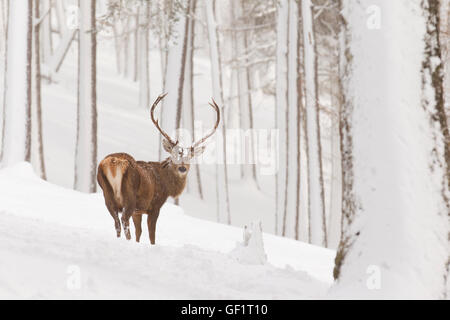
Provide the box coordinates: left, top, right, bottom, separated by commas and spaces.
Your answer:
0, 163, 335, 299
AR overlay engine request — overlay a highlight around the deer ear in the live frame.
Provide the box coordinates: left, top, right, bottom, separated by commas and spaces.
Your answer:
162, 139, 173, 153
191, 145, 206, 158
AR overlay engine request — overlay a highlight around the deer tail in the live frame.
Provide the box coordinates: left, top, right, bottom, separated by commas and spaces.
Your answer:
97, 157, 130, 207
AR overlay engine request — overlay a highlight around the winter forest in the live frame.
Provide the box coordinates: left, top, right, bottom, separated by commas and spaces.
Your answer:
0, 0, 449, 300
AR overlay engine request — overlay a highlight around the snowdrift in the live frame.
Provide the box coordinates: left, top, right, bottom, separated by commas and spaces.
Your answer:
0, 163, 335, 299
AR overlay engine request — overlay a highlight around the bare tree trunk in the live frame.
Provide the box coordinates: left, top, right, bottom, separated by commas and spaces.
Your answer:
54, 0, 68, 38
40, 0, 52, 63
333, 0, 448, 299
327, 52, 342, 248
74, 0, 97, 193
123, 16, 130, 78
275, 0, 288, 235
294, 1, 306, 241
133, 6, 139, 82
0, 0, 9, 160
33, 0, 46, 179
2, 0, 32, 166
302, 0, 327, 246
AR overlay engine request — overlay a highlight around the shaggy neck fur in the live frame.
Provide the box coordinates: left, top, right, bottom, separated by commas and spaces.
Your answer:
160, 161, 188, 199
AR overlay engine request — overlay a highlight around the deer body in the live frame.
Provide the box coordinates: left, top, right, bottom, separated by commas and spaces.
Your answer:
97, 94, 219, 245
97, 152, 189, 244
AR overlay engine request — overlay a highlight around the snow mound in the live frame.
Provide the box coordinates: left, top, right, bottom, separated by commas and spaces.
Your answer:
230, 221, 267, 265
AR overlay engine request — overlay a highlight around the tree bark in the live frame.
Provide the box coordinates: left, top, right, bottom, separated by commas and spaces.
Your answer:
0, 0, 9, 160
74, 0, 97, 193
275, 0, 288, 235
33, 0, 47, 179
333, 0, 449, 298
302, 0, 327, 247
1, 0, 32, 166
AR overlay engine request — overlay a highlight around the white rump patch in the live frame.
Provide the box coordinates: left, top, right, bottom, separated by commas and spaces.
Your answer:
106, 166, 123, 205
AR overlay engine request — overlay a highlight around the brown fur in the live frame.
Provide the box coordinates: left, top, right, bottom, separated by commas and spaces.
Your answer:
97, 152, 190, 244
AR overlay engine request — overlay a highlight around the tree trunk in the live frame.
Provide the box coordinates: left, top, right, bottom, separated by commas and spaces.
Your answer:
133, 6, 139, 82
333, 0, 449, 299
275, 0, 288, 235
283, 0, 301, 238
302, 0, 327, 247
295, 1, 308, 241
74, 0, 97, 193
40, 0, 52, 64
0, 0, 9, 160
327, 82, 342, 248
54, 0, 68, 38
32, 0, 47, 179
1, 0, 32, 166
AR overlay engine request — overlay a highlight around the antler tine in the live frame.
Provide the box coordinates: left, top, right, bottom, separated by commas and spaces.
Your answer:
150, 93, 178, 146
192, 99, 221, 149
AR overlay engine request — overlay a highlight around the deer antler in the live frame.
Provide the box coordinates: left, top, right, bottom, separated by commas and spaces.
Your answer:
191, 99, 221, 149
150, 93, 178, 147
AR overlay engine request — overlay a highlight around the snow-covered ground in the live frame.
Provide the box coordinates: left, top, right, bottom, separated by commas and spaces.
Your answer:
0, 163, 335, 299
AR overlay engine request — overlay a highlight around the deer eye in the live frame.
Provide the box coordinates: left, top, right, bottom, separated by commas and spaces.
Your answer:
178, 166, 187, 173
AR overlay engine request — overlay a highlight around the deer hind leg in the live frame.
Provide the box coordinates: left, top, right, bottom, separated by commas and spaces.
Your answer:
119, 164, 137, 241
132, 213, 143, 243
106, 204, 121, 238
98, 164, 122, 238
121, 207, 135, 241
147, 209, 160, 245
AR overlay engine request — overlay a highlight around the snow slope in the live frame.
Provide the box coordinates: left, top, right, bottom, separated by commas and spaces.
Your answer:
0, 163, 334, 299
38, 41, 279, 237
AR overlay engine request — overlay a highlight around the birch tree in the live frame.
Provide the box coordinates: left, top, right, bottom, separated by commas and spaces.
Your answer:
333, 0, 449, 298
74, 0, 97, 193
1, 0, 32, 166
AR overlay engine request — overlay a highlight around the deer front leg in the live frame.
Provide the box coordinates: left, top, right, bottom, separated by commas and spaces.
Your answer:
132, 213, 143, 243
147, 210, 160, 245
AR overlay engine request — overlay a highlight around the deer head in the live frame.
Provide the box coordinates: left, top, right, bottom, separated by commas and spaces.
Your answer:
150, 93, 220, 176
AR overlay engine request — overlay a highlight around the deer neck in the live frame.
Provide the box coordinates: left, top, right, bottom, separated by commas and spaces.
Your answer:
160, 163, 188, 199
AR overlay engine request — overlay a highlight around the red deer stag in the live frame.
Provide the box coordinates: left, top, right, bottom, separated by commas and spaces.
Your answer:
97, 93, 220, 245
